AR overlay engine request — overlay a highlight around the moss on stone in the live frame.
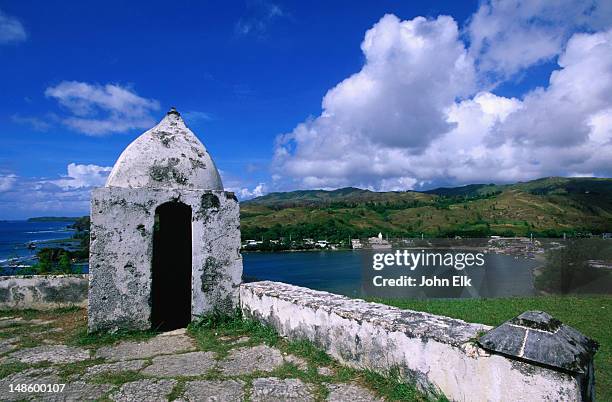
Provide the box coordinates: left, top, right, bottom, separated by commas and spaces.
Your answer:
200, 193, 220, 210
201, 257, 224, 293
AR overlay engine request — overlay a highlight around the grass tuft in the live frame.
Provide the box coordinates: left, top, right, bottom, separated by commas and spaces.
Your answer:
87, 370, 147, 385
0, 362, 30, 379
362, 367, 448, 402
188, 309, 278, 358
56, 358, 105, 380
285, 339, 333, 366
70, 327, 158, 348
167, 380, 186, 401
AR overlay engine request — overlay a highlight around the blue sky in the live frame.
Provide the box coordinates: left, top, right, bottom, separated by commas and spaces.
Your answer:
1, 1, 611, 218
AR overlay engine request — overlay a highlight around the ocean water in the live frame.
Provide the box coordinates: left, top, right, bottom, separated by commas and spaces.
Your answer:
243, 251, 365, 297
0, 220, 76, 267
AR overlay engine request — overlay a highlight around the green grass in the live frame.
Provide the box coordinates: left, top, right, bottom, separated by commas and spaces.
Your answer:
370, 295, 612, 401
0, 361, 53, 380
70, 327, 159, 348
56, 358, 106, 380
87, 370, 147, 385
188, 309, 278, 359
0, 362, 30, 379
167, 381, 186, 401
0, 306, 86, 351
363, 368, 447, 402
285, 339, 334, 367
0, 306, 82, 320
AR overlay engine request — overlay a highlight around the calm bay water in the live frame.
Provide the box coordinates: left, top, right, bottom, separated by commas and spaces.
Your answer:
243, 251, 366, 297
0, 220, 540, 298
242, 250, 540, 299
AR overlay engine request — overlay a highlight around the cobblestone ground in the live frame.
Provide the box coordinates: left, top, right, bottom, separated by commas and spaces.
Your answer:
0, 310, 387, 401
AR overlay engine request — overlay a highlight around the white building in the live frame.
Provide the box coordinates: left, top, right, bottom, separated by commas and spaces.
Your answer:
89, 108, 242, 332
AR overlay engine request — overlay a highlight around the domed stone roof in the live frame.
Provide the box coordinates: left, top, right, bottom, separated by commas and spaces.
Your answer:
106, 108, 223, 190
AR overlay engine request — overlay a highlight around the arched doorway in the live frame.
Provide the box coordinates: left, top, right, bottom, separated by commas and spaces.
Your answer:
151, 202, 192, 330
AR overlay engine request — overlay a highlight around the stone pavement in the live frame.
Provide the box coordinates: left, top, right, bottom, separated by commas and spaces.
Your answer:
0, 311, 385, 401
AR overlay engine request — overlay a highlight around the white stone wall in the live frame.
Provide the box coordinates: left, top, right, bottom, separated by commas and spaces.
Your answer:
240, 281, 583, 402
89, 187, 242, 332
0, 274, 88, 310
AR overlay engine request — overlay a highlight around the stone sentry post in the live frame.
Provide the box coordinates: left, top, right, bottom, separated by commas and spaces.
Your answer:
88, 108, 242, 333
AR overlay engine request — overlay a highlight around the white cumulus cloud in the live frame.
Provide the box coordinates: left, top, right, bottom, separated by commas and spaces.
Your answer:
45, 81, 160, 135
487, 29, 612, 178
236, 183, 267, 199
273, 12, 612, 191
467, 0, 612, 80
52, 163, 112, 189
274, 14, 475, 189
219, 169, 268, 200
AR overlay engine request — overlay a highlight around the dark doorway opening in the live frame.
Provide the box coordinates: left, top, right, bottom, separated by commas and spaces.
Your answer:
151, 202, 192, 331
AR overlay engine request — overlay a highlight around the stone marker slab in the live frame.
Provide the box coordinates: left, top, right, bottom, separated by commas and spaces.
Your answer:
142, 351, 216, 377
251, 377, 314, 402
7, 345, 90, 364
0, 337, 19, 354
326, 384, 384, 402
84, 359, 148, 379
159, 328, 187, 336
232, 336, 250, 344
219, 345, 284, 375
110, 379, 177, 402
317, 367, 334, 376
219, 335, 250, 343
28, 319, 56, 326
0, 318, 24, 329
284, 354, 308, 370
0, 343, 17, 355
96, 333, 196, 361
31, 327, 64, 336
182, 379, 244, 401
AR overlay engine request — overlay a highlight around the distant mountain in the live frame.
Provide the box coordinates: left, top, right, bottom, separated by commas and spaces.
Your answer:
244, 187, 433, 208
423, 177, 612, 197
423, 183, 500, 197
240, 177, 612, 240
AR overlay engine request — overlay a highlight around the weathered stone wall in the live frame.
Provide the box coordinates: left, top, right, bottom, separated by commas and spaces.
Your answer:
240, 281, 585, 402
89, 187, 242, 332
0, 274, 88, 310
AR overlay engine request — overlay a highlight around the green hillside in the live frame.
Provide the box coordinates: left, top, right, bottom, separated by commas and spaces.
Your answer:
240, 177, 612, 241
